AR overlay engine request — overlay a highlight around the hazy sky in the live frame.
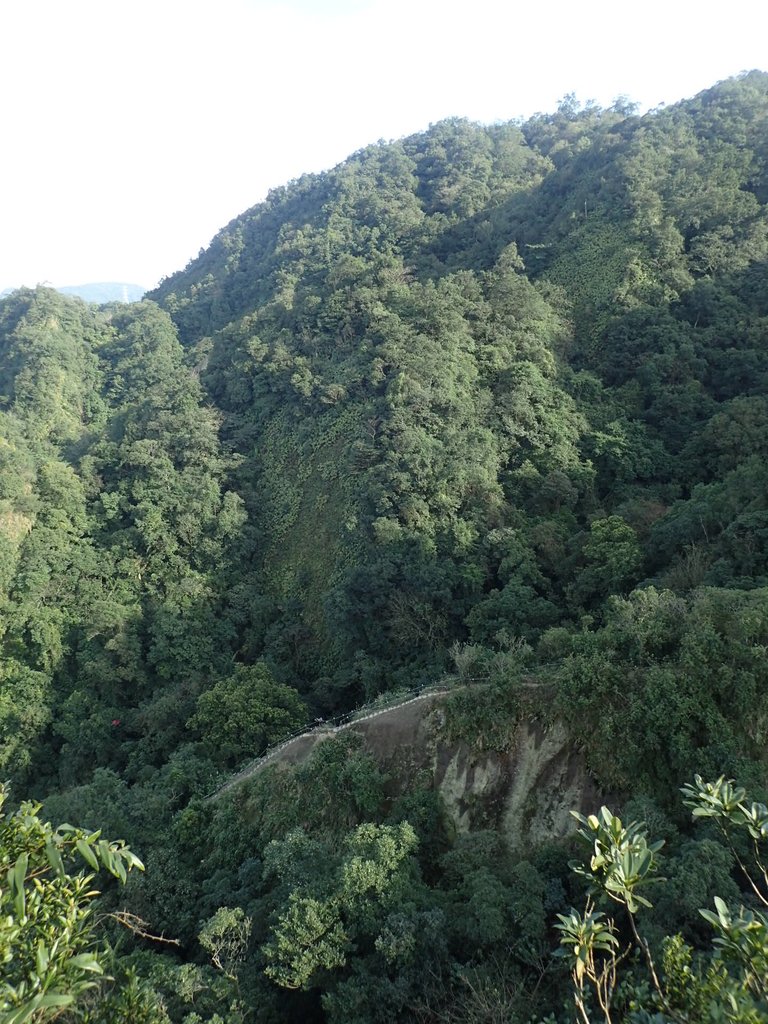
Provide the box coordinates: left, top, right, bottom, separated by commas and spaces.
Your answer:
2, 0, 766, 290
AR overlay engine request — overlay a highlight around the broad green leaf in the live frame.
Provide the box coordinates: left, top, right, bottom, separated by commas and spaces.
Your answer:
35, 991, 75, 1008
35, 941, 49, 975
68, 954, 103, 973
10, 853, 28, 918
75, 839, 99, 871
44, 840, 65, 880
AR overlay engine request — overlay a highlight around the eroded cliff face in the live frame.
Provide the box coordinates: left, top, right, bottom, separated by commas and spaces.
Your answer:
223, 689, 604, 847
347, 693, 604, 849
434, 720, 603, 850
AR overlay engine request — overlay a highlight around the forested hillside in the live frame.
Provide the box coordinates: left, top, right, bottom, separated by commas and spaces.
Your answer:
2, 71, 768, 1022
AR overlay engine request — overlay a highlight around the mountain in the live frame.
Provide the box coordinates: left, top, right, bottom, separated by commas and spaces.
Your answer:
148, 71, 768, 708
2, 71, 768, 1023
1, 281, 145, 303
58, 281, 146, 303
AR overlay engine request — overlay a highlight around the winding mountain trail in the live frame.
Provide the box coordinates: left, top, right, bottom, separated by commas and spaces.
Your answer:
208, 677, 551, 801
209, 685, 457, 800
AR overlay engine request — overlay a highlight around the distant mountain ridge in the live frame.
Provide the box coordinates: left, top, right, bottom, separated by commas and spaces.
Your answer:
0, 281, 145, 303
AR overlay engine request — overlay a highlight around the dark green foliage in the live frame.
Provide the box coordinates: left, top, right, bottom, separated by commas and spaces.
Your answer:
3, 71, 768, 1023
188, 664, 306, 769
0, 784, 152, 1023
553, 586, 768, 793
0, 289, 252, 802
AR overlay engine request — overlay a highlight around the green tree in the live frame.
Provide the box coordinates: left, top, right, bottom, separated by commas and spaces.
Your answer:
556, 779, 768, 1023
0, 783, 147, 1023
263, 822, 419, 990
188, 664, 307, 768
571, 515, 643, 606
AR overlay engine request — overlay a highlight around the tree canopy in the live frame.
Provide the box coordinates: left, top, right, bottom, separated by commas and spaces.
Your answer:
2, 71, 768, 1023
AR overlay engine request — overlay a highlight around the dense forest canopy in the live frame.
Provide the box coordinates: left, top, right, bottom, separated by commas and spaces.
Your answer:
2, 71, 768, 1022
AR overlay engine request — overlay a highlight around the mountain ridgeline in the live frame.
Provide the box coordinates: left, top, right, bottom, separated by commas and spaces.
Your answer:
2, 72, 768, 1022
149, 70, 768, 722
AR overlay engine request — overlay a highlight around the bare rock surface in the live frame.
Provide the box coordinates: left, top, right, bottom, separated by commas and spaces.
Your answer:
218, 689, 604, 847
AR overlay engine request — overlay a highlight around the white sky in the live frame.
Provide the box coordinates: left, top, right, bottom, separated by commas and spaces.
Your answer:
1, 0, 766, 290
